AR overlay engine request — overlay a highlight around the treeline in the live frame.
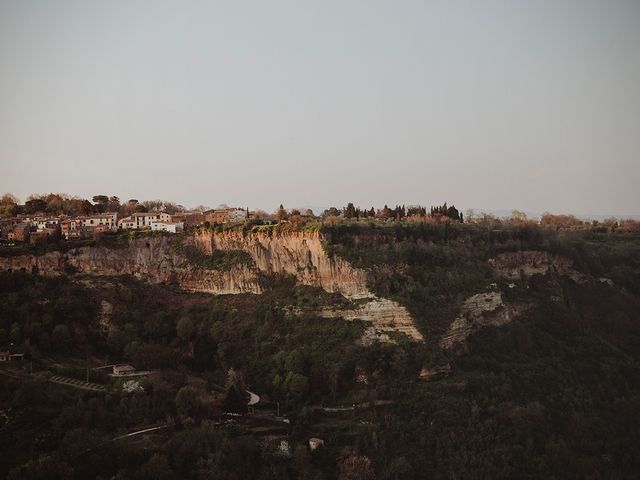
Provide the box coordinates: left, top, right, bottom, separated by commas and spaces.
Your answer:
0, 193, 186, 217
322, 202, 463, 222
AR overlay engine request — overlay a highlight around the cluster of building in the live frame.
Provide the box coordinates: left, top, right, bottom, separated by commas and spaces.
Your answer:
0, 350, 24, 362
0, 207, 250, 244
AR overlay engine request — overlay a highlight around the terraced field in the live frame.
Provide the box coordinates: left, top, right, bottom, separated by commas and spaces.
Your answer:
48, 375, 109, 392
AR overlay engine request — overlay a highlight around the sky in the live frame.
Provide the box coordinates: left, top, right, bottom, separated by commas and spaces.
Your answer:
1, 0, 639, 215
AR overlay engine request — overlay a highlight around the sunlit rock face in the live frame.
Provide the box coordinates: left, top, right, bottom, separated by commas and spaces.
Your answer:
193, 230, 371, 298
320, 298, 424, 344
194, 230, 424, 343
440, 290, 512, 353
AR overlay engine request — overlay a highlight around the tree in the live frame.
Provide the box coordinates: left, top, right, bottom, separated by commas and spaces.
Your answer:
52, 324, 72, 351
121, 198, 147, 216
511, 210, 528, 221
540, 213, 582, 229
465, 209, 477, 222
136, 453, 174, 480
385, 456, 413, 480
276, 204, 288, 222
322, 207, 341, 218
1, 193, 18, 204
177, 316, 195, 341
24, 197, 47, 214
344, 203, 357, 219
338, 448, 376, 480
176, 385, 200, 419
376, 205, 392, 220
0, 193, 19, 216
9, 322, 21, 344
223, 383, 248, 413
285, 372, 309, 405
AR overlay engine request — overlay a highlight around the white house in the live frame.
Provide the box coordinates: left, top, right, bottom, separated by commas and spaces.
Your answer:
119, 213, 172, 230
80, 213, 118, 232
117, 216, 136, 230
150, 221, 184, 233
132, 212, 162, 229
33, 217, 60, 230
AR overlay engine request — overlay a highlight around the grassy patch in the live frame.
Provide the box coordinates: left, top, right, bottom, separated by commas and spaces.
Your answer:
181, 246, 254, 271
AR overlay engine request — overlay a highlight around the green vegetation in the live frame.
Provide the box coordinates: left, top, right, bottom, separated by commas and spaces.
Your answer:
1, 221, 640, 479
170, 236, 254, 271
322, 222, 640, 335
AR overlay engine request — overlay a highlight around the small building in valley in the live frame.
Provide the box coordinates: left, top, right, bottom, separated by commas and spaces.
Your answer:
308, 437, 325, 450
113, 364, 136, 375
0, 351, 24, 362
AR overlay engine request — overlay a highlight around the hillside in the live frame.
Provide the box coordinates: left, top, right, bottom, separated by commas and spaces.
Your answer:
1, 222, 639, 479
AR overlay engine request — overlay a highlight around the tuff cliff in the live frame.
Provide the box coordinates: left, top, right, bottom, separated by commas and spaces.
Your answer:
0, 236, 262, 295
0, 231, 370, 298
191, 230, 370, 298
191, 230, 423, 341
0, 231, 424, 342
488, 250, 588, 283
441, 250, 594, 353
440, 289, 514, 353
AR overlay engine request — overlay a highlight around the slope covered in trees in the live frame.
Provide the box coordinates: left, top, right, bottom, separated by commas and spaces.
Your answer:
1, 221, 639, 479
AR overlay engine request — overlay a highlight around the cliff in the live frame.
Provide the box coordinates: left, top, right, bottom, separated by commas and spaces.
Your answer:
441, 250, 593, 353
440, 290, 513, 353
488, 250, 588, 283
192, 229, 423, 342
191, 230, 371, 298
0, 231, 424, 342
0, 236, 262, 295
320, 298, 424, 344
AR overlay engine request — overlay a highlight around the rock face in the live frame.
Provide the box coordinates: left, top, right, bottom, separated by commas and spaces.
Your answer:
440, 250, 583, 353
320, 298, 424, 344
0, 236, 262, 295
192, 230, 370, 298
489, 251, 587, 283
0, 231, 424, 342
440, 290, 511, 353
193, 230, 423, 342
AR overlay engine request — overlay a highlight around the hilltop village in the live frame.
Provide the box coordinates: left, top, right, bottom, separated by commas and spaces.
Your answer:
0, 207, 250, 245
0, 193, 469, 248
0, 194, 259, 246
1, 192, 640, 479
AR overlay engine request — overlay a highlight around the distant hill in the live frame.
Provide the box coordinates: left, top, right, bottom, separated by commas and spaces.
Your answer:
467, 208, 640, 222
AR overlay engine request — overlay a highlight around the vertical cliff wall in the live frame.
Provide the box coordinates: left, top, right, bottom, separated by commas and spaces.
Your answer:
0, 236, 262, 295
192, 230, 424, 342
192, 230, 371, 299
0, 231, 425, 342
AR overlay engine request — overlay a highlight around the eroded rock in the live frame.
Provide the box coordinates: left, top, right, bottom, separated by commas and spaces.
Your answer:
440, 290, 511, 353
488, 250, 587, 283
320, 298, 424, 344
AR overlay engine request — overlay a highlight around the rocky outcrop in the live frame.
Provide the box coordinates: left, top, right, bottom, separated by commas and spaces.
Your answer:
489, 251, 587, 283
440, 290, 512, 353
0, 236, 262, 295
441, 251, 574, 353
193, 230, 423, 342
98, 300, 113, 331
320, 298, 424, 344
192, 230, 370, 298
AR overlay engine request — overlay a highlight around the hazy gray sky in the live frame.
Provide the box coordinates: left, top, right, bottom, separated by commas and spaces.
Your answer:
1, 0, 639, 214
